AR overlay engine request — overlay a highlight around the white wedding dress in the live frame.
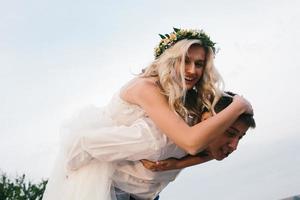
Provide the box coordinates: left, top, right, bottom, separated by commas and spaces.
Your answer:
42, 91, 186, 200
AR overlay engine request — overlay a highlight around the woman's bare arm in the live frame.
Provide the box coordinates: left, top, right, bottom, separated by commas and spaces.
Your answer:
122, 78, 252, 155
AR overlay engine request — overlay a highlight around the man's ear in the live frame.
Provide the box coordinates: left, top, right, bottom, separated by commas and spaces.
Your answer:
201, 112, 212, 121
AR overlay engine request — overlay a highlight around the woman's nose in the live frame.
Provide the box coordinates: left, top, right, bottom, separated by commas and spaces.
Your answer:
185, 63, 196, 74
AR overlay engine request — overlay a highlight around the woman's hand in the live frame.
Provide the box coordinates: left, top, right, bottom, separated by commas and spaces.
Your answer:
232, 95, 253, 115
140, 158, 180, 172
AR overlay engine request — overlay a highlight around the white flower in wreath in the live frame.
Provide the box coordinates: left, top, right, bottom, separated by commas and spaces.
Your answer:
192, 32, 198, 36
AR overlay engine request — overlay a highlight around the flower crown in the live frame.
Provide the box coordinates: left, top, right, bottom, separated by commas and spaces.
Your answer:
154, 27, 216, 58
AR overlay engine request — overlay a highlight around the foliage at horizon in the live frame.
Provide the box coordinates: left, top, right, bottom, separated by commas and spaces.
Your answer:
0, 173, 47, 200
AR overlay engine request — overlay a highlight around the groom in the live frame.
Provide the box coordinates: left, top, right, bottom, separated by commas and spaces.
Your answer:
114, 92, 256, 200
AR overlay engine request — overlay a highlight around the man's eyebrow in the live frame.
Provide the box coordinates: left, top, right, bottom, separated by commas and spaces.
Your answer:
228, 126, 247, 136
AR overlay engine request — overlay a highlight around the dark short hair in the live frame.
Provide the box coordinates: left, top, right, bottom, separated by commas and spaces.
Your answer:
214, 92, 256, 128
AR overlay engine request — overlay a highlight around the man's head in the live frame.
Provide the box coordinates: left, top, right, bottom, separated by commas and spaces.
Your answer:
203, 92, 256, 161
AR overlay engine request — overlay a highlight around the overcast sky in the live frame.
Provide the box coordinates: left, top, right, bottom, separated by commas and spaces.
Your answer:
1, 0, 300, 199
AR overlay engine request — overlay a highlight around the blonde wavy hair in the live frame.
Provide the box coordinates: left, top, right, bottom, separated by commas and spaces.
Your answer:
141, 39, 223, 125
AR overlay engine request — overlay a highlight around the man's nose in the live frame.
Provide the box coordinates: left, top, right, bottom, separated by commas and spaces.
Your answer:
229, 138, 239, 151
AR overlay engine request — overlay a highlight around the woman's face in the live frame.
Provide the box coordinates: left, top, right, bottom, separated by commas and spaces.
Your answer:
178, 45, 206, 90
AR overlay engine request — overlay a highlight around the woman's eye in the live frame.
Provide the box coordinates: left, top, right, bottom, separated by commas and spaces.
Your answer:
195, 62, 204, 68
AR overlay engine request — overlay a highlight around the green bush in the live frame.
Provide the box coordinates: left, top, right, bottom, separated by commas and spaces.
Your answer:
0, 173, 47, 200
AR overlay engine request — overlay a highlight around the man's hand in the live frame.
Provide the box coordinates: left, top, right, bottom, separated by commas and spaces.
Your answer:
140, 158, 180, 172
140, 151, 213, 172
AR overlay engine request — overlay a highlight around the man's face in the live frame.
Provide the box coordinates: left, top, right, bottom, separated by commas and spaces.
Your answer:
202, 112, 250, 161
